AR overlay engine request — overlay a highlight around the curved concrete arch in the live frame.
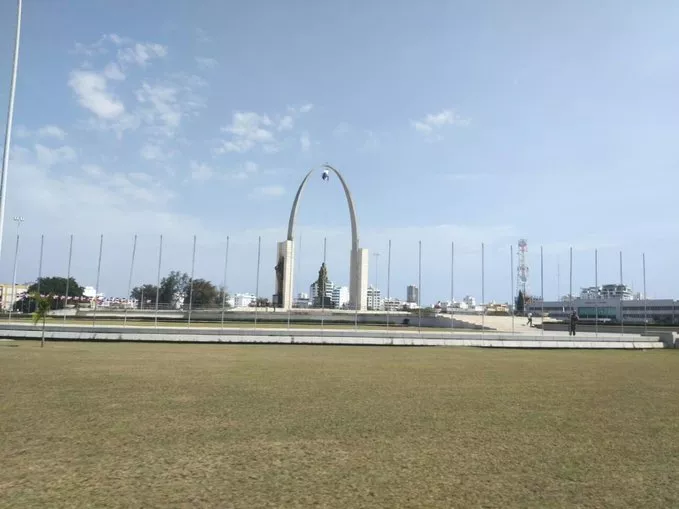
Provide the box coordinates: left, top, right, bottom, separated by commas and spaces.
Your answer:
280, 164, 367, 311
287, 164, 359, 251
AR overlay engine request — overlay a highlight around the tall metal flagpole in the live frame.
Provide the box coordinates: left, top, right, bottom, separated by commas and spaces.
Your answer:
124, 234, 137, 327
569, 247, 573, 312
36, 234, 44, 295
63, 235, 73, 324
450, 241, 455, 333
92, 235, 103, 326
417, 240, 422, 332
321, 237, 327, 332
220, 236, 229, 332
8, 216, 23, 320
594, 249, 599, 337
540, 245, 544, 336
643, 253, 647, 334
481, 242, 485, 335
154, 235, 163, 328
619, 251, 624, 335
510, 245, 515, 335
187, 235, 196, 328
557, 258, 561, 301
386, 240, 392, 329
254, 236, 261, 331
0, 0, 23, 264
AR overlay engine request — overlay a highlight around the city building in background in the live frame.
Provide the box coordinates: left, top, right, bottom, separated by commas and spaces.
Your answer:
527, 282, 678, 324
310, 280, 336, 308
332, 286, 350, 309
407, 285, 419, 304
367, 286, 383, 311
580, 284, 634, 300
0, 283, 28, 310
233, 293, 256, 308
383, 297, 403, 312
293, 292, 311, 308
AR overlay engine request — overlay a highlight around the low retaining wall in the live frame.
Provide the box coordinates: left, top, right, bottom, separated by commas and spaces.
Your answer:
0, 325, 665, 349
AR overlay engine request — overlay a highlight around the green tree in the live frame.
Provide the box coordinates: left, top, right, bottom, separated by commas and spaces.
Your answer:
31, 292, 52, 348
159, 271, 190, 308
186, 279, 219, 309
130, 284, 159, 309
21, 277, 84, 310
515, 290, 526, 314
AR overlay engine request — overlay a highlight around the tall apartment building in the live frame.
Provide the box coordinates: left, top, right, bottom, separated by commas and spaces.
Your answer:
367, 286, 383, 310
407, 285, 419, 304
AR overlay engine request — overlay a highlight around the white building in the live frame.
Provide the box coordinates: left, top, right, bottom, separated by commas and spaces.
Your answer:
367, 286, 383, 310
234, 293, 256, 308
294, 293, 311, 308
310, 280, 335, 307
332, 286, 350, 309
526, 296, 679, 324
383, 297, 403, 312
580, 284, 634, 300
463, 295, 476, 308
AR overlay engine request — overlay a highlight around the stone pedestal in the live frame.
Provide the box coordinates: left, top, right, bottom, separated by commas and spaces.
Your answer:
349, 247, 369, 311
275, 240, 294, 310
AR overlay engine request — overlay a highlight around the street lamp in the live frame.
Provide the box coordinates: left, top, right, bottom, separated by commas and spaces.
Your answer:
0, 0, 24, 264
8, 215, 24, 320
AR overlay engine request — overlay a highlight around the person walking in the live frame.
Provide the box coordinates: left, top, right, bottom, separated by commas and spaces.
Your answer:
526, 312, 533, 327
569, 310, 579, 336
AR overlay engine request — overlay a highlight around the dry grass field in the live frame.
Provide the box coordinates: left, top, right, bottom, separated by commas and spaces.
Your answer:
1, 341, 677, 508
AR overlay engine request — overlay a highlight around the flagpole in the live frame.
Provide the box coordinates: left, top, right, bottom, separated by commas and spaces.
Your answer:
0, 0, 23, 264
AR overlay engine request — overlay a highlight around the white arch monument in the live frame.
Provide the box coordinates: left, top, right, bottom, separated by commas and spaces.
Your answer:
274, 164, 368, 311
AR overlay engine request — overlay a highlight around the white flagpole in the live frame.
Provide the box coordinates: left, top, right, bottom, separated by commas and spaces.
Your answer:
0, 0, 23, 264
386, 239, 392, 329
187, 235, 196, 327
220, 236, 229, 332
154, 235, 163, 328
540, 245, 544, 336
64, 235, 73, 324
450, 241, 455, 333
92, 235, 103, 326
510, 245, 515, 335
595, 249, 599, 337
254, 236, 261, 331
124, 234, 137, 327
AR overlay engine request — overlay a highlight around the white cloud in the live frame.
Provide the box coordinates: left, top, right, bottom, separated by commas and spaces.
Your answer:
69, 70, 125, 119
195, 57, 218, 70
300, 132, 311, 152
118, 43, 167, 67
82, 163, 104, 177
103, 62, 125, 81
227, 161, 259, 180
333, 122, 350, 136
412, 109, 470, 140
36, 125, 67, 139
140, 144, 165, 161
217, 112, 276, 154
249, 185, 286, 199
135, 82, 181, 137
278, 115, 293, 131
190, 161, 213, 181
34, 144, 77, 167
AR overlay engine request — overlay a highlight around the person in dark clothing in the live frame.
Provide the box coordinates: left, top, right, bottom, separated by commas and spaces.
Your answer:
569, 311, 579, 336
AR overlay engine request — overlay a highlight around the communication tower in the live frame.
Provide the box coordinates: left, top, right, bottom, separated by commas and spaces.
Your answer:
517, 239, 529, 298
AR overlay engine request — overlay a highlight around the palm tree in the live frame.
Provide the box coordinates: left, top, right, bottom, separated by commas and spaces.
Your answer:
31, 292, 51, 348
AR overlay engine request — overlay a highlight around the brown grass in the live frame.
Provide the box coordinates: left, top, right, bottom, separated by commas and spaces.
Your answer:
1, 342, 677, 508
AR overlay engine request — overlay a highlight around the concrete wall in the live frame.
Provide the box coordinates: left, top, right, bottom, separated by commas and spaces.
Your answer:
0, 324, 665, 349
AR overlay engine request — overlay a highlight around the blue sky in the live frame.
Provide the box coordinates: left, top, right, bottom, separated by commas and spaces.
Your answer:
0, 0, 678, 303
